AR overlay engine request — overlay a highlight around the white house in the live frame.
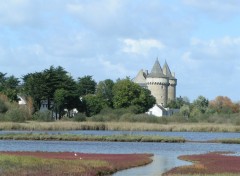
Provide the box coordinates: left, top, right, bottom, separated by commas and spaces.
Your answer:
17, 95, 27, 105
147, 104, 179, 117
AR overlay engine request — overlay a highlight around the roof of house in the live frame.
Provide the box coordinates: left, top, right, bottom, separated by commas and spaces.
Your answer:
156, 104, 167, 112
147, 59, 166, 78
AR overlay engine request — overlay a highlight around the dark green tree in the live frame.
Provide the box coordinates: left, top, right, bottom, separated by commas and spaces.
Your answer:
82, 94, 107, 117
43, 66, 69, 109
0, 72, 20, 102
96, 79, 114, 107
0, 72, 7, 91
192, 95, 209, 114
22, 66, 80, 117
77, 76, 96, 96
22, 72, 47, 110
0, 98, 8, 113
167, 96, 190, 109
53, 88, 68, 119
112, 79, 156, 113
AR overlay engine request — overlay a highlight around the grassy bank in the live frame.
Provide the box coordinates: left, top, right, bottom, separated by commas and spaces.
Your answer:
211, 138, 240, 144
1, 121, 240, 132
0, 151, 152, 176
0, 133, 185, 143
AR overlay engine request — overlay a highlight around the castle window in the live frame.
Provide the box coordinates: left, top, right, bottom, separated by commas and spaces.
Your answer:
161, 85, 163, 89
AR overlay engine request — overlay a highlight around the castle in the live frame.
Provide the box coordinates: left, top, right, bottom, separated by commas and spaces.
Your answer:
133, 59, 177, 108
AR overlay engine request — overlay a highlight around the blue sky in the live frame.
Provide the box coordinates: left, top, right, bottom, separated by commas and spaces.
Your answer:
0, 0, 240, 102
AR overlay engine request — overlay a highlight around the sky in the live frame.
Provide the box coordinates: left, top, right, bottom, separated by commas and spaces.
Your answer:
0, 0, 240, 102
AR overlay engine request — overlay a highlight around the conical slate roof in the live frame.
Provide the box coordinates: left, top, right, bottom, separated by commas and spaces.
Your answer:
147, 59, 166, 78
133, 69, 146, 84
163, 61, 175, 79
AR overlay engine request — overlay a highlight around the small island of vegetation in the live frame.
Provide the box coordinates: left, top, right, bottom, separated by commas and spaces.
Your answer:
163, 152, 240, 176
0, 133, 185, 143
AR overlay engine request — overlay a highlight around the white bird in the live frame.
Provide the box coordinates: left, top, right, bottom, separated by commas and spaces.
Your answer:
74, 153, 77, 156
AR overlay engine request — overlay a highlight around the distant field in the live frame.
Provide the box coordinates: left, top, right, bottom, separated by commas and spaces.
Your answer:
0, 121, 240, 132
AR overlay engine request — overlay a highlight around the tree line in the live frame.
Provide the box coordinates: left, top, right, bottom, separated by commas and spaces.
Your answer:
1, 65, 240, 123
0, 66, 155, 121
168, 95, 240, 123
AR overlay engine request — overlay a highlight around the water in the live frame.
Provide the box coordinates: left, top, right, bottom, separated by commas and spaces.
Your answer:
0, 131, 240, 175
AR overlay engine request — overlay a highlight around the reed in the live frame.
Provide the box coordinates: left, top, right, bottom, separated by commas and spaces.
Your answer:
0, 133, 185, 143
1, 121, 240, 132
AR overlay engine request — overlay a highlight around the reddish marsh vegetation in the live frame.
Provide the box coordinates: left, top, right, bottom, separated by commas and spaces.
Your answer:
164, 152, 240, 175
0, 151, 152, 176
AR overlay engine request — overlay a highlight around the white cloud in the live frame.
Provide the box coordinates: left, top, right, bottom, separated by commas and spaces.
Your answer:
190, 36, 240, 60
99, 58, 134, 78
182, 0, 240, 19
0, 0, 35, 26
122, 38, 165, 55
66, 0, 123, 31
181, 51, 200, 69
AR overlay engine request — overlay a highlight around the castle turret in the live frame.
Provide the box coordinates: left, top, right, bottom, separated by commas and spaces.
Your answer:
132, 69, 147, 88
146, 59, 169, 107
163, 61, 177, 102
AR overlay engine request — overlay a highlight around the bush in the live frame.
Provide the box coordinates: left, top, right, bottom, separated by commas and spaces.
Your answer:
88, 107, 171, 124
167, 114, 188, 123
89, 107, 136, 122
73, 113, 86, 122
0, 99, 8, 113
4, 106, 28, 122
33, 110, 53, 122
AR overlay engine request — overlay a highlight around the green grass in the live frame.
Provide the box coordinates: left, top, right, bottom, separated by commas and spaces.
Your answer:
0, 133, 185, 143
1, 121, 240, 132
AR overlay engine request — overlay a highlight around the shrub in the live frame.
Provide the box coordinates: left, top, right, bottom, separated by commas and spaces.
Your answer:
0, 99, 8, 113
33, 110, 53, 122
4, 106, 28, 122
73, 113, 86, 122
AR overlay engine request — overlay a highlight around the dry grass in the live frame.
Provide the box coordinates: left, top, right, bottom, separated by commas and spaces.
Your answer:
0, 121, 240, 132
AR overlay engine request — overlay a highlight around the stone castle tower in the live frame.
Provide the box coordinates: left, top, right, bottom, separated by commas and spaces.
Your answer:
133, 59, 177, 107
